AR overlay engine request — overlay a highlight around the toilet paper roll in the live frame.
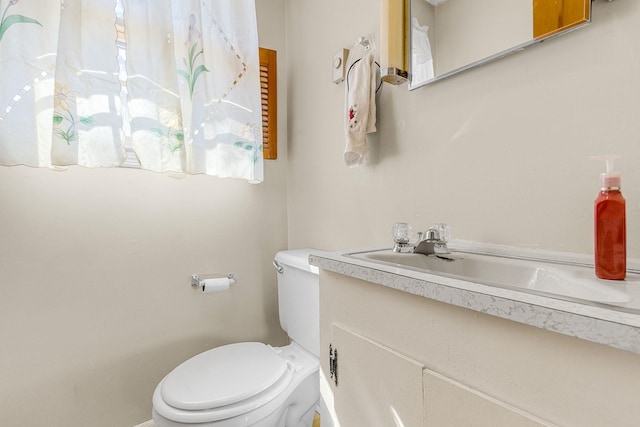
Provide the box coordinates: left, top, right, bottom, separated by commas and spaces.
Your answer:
201, 277, 235, 293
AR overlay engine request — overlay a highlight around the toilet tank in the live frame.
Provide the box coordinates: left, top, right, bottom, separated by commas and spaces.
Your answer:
274, 249, 319, 358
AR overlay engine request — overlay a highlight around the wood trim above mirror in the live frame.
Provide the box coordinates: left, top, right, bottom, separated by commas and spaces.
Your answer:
533, 0, 591, 39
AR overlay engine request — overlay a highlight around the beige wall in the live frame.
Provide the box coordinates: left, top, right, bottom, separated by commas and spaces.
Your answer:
0, 0, 287, 426
3, 1, 640, 426
286, 0, 640, 257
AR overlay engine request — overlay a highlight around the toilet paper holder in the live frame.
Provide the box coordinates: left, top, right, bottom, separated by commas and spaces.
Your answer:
191, 273, 235, 288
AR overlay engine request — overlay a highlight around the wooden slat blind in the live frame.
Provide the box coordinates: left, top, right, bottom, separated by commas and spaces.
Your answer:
259, 47, 277, 160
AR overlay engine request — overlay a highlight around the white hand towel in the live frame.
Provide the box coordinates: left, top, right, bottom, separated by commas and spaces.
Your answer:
344, 39, 377, 167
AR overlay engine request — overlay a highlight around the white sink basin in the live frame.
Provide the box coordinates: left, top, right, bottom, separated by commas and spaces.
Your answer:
346, 250, 637, 307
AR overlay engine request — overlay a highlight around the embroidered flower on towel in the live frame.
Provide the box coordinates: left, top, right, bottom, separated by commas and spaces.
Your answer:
348, 104, 358, 128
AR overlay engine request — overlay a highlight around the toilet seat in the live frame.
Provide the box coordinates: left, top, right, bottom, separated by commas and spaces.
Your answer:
154, 342, 294, 424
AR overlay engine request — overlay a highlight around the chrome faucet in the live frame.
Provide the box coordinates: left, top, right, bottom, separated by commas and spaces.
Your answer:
392, 223, 451, 256
413, 226, 451, 256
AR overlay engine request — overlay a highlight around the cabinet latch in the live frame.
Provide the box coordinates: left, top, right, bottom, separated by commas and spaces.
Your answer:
329, 344, 338, 386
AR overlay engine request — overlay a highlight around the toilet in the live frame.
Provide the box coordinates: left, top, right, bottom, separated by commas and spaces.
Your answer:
152, 249, 320, 427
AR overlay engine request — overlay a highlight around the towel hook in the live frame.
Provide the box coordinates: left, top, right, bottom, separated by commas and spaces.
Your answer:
358, 36, 371, 52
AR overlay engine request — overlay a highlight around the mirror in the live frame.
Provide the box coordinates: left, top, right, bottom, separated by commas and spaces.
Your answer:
409, 0, 591, 89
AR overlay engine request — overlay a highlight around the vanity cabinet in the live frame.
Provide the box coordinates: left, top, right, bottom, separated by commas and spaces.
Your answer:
329, 324, 425, 426
318, 270, 640, 427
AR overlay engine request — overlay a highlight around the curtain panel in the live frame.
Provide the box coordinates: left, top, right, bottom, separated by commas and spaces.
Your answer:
0, 0, 263, 182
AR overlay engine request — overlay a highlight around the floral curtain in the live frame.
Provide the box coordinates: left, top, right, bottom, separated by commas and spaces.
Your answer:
0, 0, 263, 182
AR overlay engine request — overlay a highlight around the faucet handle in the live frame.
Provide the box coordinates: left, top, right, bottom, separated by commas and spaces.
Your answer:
392, 222, 414, 253
391, 222, 412, 244
430, 223, 450, 243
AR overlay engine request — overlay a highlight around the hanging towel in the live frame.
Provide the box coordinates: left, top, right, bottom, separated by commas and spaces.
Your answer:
344, 37, 377, 167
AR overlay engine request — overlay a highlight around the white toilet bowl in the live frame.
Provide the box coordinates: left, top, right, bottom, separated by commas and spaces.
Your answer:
152, 250, 320, 427
152, 342, 319, 427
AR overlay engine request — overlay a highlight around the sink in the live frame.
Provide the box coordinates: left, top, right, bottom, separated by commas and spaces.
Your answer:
346, 249, 637, 307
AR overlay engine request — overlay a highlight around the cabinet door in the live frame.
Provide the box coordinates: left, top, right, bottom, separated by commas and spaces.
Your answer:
423, 369, 553, 427
331, 324, 425, 427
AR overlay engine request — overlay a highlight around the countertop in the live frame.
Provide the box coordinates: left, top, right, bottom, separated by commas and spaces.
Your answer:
309, 247, 640, 356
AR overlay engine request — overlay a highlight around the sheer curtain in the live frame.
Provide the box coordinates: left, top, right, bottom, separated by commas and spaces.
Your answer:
0, 0, 263, 182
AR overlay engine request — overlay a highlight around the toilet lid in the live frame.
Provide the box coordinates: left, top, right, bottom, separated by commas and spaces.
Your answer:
161, 342, 290, 411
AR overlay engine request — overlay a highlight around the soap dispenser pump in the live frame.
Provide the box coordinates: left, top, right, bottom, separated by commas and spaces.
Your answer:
591, 155, 626, 280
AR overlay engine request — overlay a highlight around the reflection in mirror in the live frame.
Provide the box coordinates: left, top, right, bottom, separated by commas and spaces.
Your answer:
409, 0, 591, 90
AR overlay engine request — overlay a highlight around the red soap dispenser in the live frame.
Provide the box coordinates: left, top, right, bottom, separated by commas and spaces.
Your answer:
592, 155, 626, 280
